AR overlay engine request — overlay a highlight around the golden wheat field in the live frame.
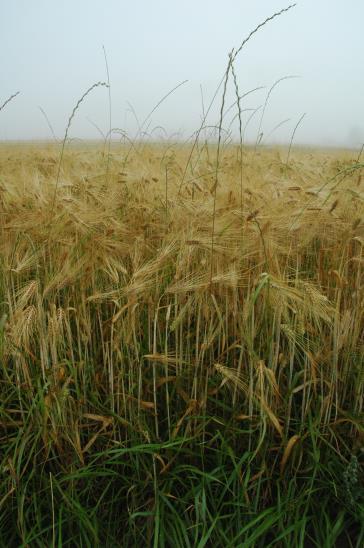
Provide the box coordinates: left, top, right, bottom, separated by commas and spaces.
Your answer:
0, 140, 363, 545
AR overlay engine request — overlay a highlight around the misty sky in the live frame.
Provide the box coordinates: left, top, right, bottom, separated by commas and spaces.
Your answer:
1, 0, 363, 147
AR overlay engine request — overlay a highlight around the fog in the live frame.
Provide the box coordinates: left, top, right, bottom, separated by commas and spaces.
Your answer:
1, 0, 363, 147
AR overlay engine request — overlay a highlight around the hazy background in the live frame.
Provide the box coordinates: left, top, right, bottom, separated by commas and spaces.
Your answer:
1, 0, 363, 147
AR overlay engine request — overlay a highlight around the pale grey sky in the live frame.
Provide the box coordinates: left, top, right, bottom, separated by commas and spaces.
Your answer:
1, 1, 363, 147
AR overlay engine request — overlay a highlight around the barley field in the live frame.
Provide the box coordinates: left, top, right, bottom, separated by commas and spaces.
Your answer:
0, 139, 363, 546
